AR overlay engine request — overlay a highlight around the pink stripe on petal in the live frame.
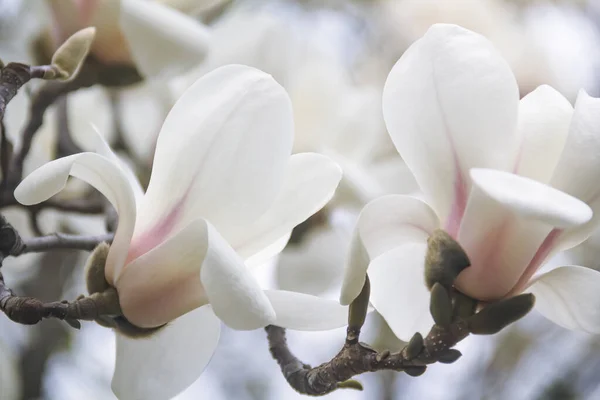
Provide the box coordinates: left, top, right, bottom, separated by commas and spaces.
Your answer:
506, 228, 562, 297
444, 157, 468, 238
125, 201, 184, 265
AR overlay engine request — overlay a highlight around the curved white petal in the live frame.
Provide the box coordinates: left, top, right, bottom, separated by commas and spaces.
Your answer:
87, 124, 145, 204
137, 65, 294, 241
456, 169, 592, 300
120, 0, 211, 78
382, 24, 519, 228
550, 91, 600, 250
340, 195, 439, 305
470, 169, 592, 228
112, 305, 221, 400
14, 153, 136, 283
515, 85, 573, 183
228, 153, 341, 262
118, 218, 275, 330
264, 290, 348, 331
527, 266, 600, 333
368, 243, 434, 341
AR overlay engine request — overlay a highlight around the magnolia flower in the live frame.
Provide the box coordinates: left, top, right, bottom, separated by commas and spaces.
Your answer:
15, 65, 348, 399
45, 0, 210, 78
341, 24, 600, 341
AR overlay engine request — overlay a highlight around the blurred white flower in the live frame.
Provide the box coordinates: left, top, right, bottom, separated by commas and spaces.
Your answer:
44, 0, 210, 78
342, 24, 600, 340
15, 64, 348, 399
375, 0, 563, 95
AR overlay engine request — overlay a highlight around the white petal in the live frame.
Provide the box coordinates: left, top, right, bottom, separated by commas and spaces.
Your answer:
87, 124, 145, 204
228, 153, 341, 262
368, 243, 434, 341
514, 85, 573, 183
456, 168, 592, 299
550, 91, 600, 250
14, 153, 136, 283
112, 305, 221, 400
136, 65, 293, 240
527, 266, 600, 333
120, 0, 211, 78
264, 290, 348, 331
382, 24, 519, 227
470, 169, 592, 228
340, 195, 439, 305
118, 218, 275, 330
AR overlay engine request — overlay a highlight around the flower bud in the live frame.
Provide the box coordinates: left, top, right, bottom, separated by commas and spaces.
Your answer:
49, 27, 96, 80
348, 275, 370, 332
405, 366, 427, 377
430, 283, 452, 326
437, 349, 462, 364
425, 229, 470, 289
467, 293, 535, 335
85, 242, 110, 295
404, 332, 424, 360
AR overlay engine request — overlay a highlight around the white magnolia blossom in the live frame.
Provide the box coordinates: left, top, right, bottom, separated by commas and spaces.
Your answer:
45, 0, 210, 78
341, 24, 600, 341
14, 65, 349, 400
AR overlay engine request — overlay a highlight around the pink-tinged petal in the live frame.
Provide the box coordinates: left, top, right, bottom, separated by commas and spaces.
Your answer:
514, 85, 573, 183
83, 0, 131, 64
227, 153, 341, 264
264, 290, 348, 331
550, 91, 600, 251
117, 218, 275, 330
368, 243, 434, 341
112, 305, 221, 400
46, 0, 80, 43
120, 0, 211, 78
382, 24, 519, 230
135, 65, 293, 250
527, 266, 600, 333
340, 195, 439, 305
456, 169, 592, 300
14, 153, 136, 283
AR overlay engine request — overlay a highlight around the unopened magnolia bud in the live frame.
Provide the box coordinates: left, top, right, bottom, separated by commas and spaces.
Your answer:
404, 332, 424, 360
430, 283, 452, 326
348, 275, 370, 332
425, 229, 470, 289
405, 366, 427, 377
85, 242, 110, 295
467, 293, 535, 335
49, 27, 96, 80
437, 349, 462, 364
337, 380, 363, 391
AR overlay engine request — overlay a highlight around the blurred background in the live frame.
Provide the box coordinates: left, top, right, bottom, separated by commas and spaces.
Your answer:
1, 0, 600, 399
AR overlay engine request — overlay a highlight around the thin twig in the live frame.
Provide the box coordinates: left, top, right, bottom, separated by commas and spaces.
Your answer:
12, 232, 113, 256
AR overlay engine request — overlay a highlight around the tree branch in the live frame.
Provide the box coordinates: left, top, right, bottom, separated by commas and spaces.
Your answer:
265, 321, 468, 396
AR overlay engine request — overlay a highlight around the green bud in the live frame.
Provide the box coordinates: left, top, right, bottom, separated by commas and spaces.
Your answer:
467, 293, 535, 335
85, 242, 111, 295
64, 318, 81, 330
453, 291, 478, 319
404, 332, 424, 360
49, 27, 96, 80
337, 380, 363, 391
425, 229, 470, 289
430, 283, 452, 326
405, 366, 427, 377
348, 275, 370, 332
437, 349, 462, 364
